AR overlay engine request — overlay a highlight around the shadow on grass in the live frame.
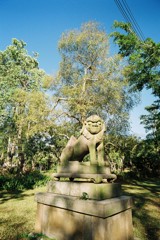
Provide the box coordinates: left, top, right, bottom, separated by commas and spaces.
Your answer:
0, 189, 40, 240
122, 179, 160, 240
0, 190, 35, 204
0, 214, 28, 240
132, 179, 160, 195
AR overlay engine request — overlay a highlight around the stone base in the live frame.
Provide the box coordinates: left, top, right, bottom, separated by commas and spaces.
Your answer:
35, 193, 133, 240
52, 161, 117, 183
47, 181, 122, 200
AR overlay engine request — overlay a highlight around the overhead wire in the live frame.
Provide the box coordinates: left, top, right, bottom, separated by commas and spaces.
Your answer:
114, 0, 145, 41
122, 0, 145, 41
114, 0, 138, 35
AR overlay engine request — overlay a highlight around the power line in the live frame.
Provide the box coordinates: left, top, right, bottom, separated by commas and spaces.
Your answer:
114, 0, 138, 35
114, 0, 145, 41
122, 0, 145, 40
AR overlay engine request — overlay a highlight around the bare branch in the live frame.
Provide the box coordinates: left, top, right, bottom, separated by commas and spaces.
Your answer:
52, 97, 70, 110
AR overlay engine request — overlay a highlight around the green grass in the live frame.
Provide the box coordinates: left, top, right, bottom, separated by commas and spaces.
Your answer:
122, 179, 160, 240
0, 186, 54, 240
0, 179, 159, 240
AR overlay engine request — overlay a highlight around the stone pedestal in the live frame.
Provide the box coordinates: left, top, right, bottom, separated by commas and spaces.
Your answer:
35, 182, 133, 240
52, 161, 117, 183
47, 181, 122, 200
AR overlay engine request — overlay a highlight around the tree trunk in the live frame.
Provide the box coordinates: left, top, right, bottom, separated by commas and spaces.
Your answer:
17, 125, 25, 172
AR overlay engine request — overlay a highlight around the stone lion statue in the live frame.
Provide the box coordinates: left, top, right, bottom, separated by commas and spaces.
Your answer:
60, 115, 106, 166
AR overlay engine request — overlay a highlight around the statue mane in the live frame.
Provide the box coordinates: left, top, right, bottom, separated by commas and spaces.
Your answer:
82, 128, 104, 141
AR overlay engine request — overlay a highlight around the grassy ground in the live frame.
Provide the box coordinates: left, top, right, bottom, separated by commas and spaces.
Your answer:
122, 179, 160, 240
0, 179, 160, 240
0, 186, 52, 240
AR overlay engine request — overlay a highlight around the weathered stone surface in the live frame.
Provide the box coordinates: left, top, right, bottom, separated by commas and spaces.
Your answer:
35, 193, 132, 218
57, 161, 111, 174
47, 181, 122, 200
35, 114, 133, 239
54, 115, 117, 182
53, 172, 117, 183
35, 193, 133, 240
59, 115, 107, 166
52, 161, 117, 183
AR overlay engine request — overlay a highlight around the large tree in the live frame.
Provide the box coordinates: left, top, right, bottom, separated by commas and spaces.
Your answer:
111, 21, 160, 95
111, 21, 160, 176
55, 22, 138, 134
0, 39, 54, 169
111, 21, 160, 148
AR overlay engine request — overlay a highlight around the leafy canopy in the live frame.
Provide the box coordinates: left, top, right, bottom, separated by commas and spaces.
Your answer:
111, 21, 160, 152
111, 21, 160, 96
56, 21, 138, 134
0, 39, 54, 164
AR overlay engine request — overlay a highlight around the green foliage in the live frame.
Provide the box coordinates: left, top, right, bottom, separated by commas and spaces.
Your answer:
79, 192, 89, 200
12, 89, 53, 138
56, 21, 138, 134
111, 21, 160, 95
1, 24, 159, 178
108, 150, 123, 174
17, 232, 54, 240
0, 38, 56, 170
111, 21, 160, 169
131, 139, 160, 177
0, 39, 45, 122
0, 171, 51, 191
58, 21, 109, 79
105, 134, 160, 178
140, 101, 160, 146
105, 134, 138, 171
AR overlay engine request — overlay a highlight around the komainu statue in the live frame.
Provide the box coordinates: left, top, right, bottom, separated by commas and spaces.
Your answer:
53, 115, 117, 183
60, 115, 106, 166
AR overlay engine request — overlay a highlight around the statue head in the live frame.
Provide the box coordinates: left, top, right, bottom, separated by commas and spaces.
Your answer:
84, 115, 105, 135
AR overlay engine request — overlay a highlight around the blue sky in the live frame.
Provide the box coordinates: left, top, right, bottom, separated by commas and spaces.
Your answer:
0, 0, 159, 137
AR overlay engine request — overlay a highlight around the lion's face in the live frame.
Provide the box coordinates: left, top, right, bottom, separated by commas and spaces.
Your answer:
85, 115, 103, 135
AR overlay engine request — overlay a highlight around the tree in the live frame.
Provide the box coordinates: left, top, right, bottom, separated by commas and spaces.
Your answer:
0, 39, 54, 170
111, 21, 160, 137
130, 138, 160, 177
104, 134, 139, 174
140, 101, 160, 159
55, 21, 138, 134
111, 21, 160, 96
111, 21, 160, 176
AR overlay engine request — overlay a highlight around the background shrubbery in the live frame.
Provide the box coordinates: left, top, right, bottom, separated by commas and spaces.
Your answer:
0, 170, 51, 191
